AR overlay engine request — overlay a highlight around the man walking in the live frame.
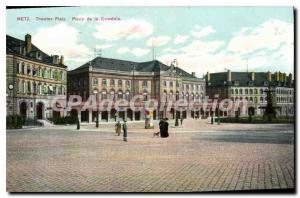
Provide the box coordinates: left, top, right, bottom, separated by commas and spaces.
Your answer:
115, 121, 121, 136
123, 120, 128, 142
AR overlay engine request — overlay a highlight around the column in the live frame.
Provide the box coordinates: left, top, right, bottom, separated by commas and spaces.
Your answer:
132, 111, 136, 121
99, 111, 102, 121
88, 109, 92, 123
124, 110, 127, 120
108, 111, 111, 122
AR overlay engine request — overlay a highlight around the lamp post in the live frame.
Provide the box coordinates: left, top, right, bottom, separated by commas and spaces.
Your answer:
8, 84, 14, 115
93, 89, 99, 128
173, 59, 179, 127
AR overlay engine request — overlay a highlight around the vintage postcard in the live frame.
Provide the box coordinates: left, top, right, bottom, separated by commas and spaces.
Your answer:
6, 6, 294, 192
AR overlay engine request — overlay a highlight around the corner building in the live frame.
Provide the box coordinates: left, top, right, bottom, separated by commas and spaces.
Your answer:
6, 34, 68, 120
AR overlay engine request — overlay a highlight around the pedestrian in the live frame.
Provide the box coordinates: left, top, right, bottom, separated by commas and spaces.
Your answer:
159, 118, 164, 137
161, 118, 169, 138
115, 121, 121, 136
180, 117, 183, 126
123, 120, 128, 142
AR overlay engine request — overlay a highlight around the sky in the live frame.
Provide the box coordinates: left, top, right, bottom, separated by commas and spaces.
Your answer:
6, 7, 294, 77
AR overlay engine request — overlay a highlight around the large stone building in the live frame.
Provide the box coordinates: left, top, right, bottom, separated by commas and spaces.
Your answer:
67, 57, 205, 122
6, 34, 68, 120
205, 70, 294, 117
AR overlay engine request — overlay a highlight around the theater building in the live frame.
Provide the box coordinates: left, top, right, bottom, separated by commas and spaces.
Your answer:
205, 70, 294, 117
6, 34, 68, 120
67, 57, 206, 122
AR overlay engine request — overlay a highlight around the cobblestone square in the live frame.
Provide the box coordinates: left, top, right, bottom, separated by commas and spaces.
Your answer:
6, 120, 294, 192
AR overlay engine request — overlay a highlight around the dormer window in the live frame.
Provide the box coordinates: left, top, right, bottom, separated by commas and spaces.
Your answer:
248, 81, 253, 86
224, 81, 227, 85
234, 81, 239, 86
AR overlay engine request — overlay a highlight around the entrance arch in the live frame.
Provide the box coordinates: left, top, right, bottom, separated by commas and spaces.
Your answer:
20, 102, 27, 118
36, 102, 44, 119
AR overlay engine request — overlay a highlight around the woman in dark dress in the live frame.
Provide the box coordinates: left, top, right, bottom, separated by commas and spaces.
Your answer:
162, 118, 169, 138
159, 119, 164, 137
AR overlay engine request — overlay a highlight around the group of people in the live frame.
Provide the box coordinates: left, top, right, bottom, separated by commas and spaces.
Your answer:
159, 118, 169, 138
115, 120, 128, 142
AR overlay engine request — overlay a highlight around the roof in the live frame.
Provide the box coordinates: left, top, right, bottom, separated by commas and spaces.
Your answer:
6, 34, 67, 68
74, 57, 198, 79
207, 72, 293, 87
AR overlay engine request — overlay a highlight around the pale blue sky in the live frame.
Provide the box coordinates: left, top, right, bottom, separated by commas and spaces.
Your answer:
6, 7, 294, 76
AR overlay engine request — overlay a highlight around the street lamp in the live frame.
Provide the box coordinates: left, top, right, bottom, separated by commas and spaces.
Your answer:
172, 59, 179, 127
93, 89, 99, 128
8, 84, 14, 115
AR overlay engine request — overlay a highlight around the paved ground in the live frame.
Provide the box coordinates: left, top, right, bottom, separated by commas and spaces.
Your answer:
6, 119, 294, 192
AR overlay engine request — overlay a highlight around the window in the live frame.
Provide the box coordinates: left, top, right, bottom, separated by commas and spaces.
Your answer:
254, 97, 258, 103
126, 80, 130, 87
143, 90, 148, 101
125, 90, 130, 100
235, 89, 238, 94
118, 90, 123, 99
110, 79, 115, 87
176, 81, 179, 87
245, 89, 248, 94
110, 90, 115, 100
264, 81, 269, 86
234, 81, 239, 86
169, 82, 173, 88
102, 79, 107, 86
163, 81, 167, 87
260, 89, 263, 94
249, 89, 253, 94
27, 81, 31, 94
93, 78, 98, 86
230, 89, 234, 95
102, 89, 107, 99
22, 81, 26, 93
254, 89, 258, 94
239, 89, 243, 94
118, 80, 122, 87
248, 81, 253, 86
143, 80, 148, 87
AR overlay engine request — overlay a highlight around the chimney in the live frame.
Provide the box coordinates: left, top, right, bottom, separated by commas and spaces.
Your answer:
251, 72, 255, 81
25, 34, 32, 54
206, 72, 210, 81
191, 72, 195, 77
267, 71, 272, 81
289, 73, 293, 82
227, 70, 232, 82
275, 72, 280, 81
60, 55, 64, 65
283, 73, 287, 82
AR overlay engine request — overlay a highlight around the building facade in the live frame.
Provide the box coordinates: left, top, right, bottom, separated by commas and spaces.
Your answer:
206, 70, 294, 117
67, 57, 205, 122
6, 34, 68, 120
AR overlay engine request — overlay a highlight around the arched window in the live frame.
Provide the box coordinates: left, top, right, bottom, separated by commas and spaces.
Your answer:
143, 90, 148, 101
235, 89, 238, 94
110, 89, 115, 100
102, 89, 107, 99
125, 90, 130, 100
249, 89, 253, 94
169, 91, 173, 101
118, 90, 123, 99
254, 88, 258, 94
239, 89, 243, 94
245, 89, 248, 94
143, 80, 148, 87
176, 91, 179, 100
